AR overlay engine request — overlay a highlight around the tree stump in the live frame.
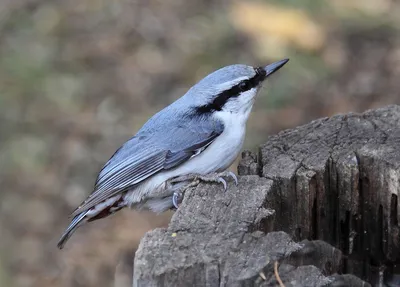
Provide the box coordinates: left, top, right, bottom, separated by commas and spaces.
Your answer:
133, 105, 400, 286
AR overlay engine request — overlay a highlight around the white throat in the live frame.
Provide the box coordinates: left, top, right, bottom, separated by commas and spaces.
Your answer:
215, 87, 258, 123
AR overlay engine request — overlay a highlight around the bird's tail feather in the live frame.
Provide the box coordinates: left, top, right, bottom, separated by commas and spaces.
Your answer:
57, 211, 88, 249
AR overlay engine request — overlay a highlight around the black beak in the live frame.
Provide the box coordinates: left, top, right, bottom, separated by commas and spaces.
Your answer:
264, 58, 289, 77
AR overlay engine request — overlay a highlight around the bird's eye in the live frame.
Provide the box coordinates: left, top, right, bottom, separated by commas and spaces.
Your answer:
238, 81, 249, 91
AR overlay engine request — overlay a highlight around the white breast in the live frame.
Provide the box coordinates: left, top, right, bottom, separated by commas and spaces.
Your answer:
173, 110, 247, 174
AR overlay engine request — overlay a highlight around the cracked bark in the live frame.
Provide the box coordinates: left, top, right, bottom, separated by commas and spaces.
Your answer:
133, 105, 400, 286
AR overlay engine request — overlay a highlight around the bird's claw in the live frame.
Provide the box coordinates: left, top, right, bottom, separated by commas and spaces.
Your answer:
218, 177, 227, 190
170, 179, 199, 209
172, 191, 182, 209
227, 171, 238, 186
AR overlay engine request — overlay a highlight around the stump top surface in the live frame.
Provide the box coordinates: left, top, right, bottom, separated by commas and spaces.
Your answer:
261, 105, 400, 179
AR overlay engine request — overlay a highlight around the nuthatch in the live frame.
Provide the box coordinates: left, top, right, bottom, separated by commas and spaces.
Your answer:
57, 59, 289, 249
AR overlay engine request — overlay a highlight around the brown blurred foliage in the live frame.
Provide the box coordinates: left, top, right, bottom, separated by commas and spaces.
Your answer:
1, 0, 400, 286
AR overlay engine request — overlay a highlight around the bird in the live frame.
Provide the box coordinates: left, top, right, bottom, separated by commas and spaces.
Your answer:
57, 58, 289, 249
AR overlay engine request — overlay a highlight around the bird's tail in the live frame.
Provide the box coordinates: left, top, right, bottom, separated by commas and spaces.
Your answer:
57, 211, 88, 249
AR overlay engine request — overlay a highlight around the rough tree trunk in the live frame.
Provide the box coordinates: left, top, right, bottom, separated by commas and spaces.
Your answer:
133, 105, 400, 286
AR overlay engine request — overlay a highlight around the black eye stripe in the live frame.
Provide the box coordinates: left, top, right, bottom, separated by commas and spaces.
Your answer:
196, 67, 266, 113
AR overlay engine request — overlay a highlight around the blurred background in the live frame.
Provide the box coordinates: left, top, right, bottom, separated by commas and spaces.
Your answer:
1, 0, 400, 286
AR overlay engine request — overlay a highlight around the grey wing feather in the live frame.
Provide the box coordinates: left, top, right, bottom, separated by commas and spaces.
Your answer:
70, 115, 224, 217
163, 133, 218, 168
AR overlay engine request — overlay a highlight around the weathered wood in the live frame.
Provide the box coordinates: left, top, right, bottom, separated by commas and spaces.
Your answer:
257, 105, 400, 283
134, 176, 285, 286
133, 105, 400, 286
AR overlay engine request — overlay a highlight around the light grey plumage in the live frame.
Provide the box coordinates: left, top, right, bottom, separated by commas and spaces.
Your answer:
57, 59, 289, 249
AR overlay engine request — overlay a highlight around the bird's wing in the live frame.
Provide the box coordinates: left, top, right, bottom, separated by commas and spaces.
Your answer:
70, 116, 224, 216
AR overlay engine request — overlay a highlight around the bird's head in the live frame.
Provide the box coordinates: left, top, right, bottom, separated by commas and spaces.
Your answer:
186, 59, 289, 117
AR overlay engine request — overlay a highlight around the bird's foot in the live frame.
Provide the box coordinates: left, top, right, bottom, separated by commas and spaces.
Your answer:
169, 171, 238, 209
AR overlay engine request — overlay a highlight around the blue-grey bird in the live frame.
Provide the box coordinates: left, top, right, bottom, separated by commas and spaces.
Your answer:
57, 59, 289, 249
